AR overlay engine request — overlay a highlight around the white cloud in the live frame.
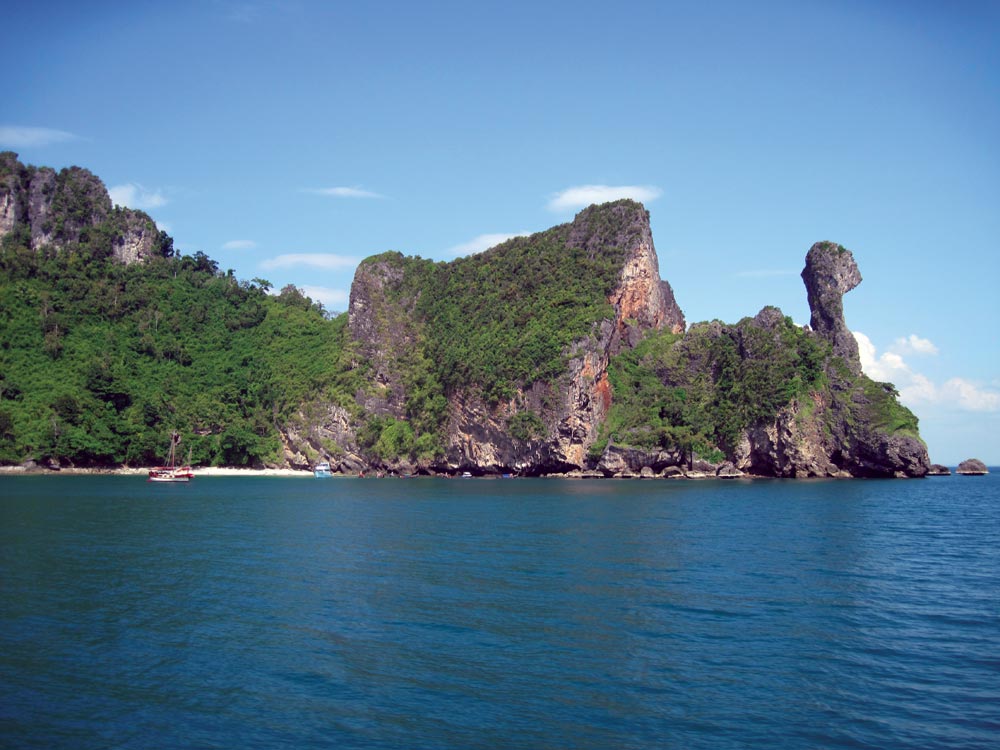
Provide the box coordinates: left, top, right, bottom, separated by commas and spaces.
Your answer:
939, 378, 1000, 412
548, 184, 662, 212
855, 331, 908, 383
854, 331, 877, 369
109, 183, 168, 210
854, 331, 999, 413
890, 334, 939, 356
303, 187, 383, 199
0, 125, 78, 148
447, 231, 531, 257
222, 240, 257, 250
900, 372, 938, 404
300, 285, 350, 310
259, 253, 362, 270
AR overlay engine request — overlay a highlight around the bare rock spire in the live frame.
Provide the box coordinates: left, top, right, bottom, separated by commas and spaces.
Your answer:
802, 241, 862, 373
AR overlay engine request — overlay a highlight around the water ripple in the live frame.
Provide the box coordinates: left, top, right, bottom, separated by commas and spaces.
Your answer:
1, 475, 998, 749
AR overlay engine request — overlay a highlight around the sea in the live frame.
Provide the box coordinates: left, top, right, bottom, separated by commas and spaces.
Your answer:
1, 474, 998, 749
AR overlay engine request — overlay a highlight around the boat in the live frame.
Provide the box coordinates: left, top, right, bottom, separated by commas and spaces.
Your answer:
313, 461, 332, 478
148, 431, 194, 483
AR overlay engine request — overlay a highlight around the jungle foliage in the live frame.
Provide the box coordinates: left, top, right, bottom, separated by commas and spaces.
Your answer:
0, 230, 345, 467
592, 310, 832, 459
347, 207, 638, 458
413, 218, 629, 403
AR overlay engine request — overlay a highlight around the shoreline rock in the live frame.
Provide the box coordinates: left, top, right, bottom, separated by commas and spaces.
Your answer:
956, 458, 989, 475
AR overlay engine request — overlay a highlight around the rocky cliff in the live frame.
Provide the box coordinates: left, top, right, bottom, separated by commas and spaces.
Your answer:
438, 203, 684, 475
0, 152, 167, 264
292, 203, 928, 478
287, 201, 686, 475
787, 242, 929, 476
588, 241, 930, 478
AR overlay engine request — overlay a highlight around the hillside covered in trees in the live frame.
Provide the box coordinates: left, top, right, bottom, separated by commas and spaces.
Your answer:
0, 154, 929, 476
0, 232, 346, 467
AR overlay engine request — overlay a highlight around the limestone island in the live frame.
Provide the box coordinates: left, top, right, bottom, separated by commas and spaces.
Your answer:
0, 153, 937, 478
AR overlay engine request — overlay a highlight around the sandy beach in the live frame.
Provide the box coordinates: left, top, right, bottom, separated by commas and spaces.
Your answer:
183, 467, 313, 477
0, 465, 314, 477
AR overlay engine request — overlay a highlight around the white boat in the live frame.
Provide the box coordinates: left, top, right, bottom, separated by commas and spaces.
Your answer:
314, 461, 332, 478
148, 431, 194, 483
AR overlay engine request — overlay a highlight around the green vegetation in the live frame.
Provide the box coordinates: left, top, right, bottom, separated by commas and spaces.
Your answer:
348, 203, 644, 461
508, 411, 545, 442
593, 311, 831, 459
417, 207, 633, 403
854, 378, 920, 436
0, 228, 345, 467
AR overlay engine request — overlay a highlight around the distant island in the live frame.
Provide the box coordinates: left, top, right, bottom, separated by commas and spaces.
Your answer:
0, 153, 932, 477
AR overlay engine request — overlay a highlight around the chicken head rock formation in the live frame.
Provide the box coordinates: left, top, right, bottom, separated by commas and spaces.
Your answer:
802, 241, 863, 373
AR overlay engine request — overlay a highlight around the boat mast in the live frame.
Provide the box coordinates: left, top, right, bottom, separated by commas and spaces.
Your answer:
169, 430, 180, 469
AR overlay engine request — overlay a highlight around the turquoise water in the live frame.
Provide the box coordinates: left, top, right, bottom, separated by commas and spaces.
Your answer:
1, 475, 998, 748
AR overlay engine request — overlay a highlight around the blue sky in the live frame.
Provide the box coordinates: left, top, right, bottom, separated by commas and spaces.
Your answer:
3, 0, 998, 465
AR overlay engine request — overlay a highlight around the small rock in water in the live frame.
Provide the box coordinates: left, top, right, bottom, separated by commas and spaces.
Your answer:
956, 458, 988, 475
